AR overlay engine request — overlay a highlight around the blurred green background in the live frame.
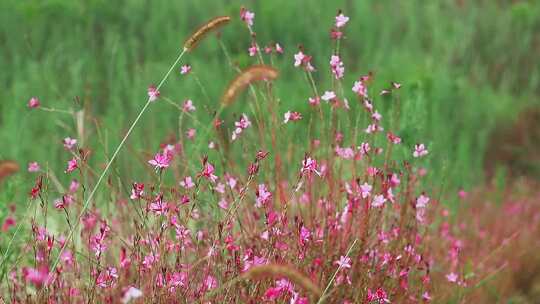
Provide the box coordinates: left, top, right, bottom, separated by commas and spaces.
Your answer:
1, 0, 539, 200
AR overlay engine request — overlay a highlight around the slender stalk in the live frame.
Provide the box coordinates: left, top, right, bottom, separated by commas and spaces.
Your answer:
317, 238, 358, 304
48, 48, 188, 273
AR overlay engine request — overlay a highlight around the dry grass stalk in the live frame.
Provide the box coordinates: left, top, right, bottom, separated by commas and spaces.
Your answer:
221, 65, 279, 106
0, 160, 19, 183
184, 16, 231, 51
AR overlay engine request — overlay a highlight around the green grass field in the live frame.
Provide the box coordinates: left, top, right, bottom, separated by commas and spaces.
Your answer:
1, 0, 539, 193
1, 1, 540, 302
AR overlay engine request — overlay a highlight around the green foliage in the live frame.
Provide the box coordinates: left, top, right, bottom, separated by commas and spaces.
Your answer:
1, 0, 539, 191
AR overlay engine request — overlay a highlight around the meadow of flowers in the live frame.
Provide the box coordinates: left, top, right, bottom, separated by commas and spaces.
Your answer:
1, 6, 539, 304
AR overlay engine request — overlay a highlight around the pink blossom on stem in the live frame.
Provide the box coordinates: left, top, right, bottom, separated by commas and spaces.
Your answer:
335, 13, 350, 28
63, 137, 77, 150
27, 162, 40, 172
65, 158, 78, 173
413, 144, 429, 158
148, 152, 171, 170
148, 85, 160, 102
240, 8, 255, 27
180, 64, 191, 75
182, 99, 196, 112
28, 97, 40, 108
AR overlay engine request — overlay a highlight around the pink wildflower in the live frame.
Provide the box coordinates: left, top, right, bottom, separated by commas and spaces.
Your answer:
186, 128, 196, 140
180, 176, 195, 189
63, 137, 77, 150
148, 152, 171, 170
240, 8, 255, 27
413, 144, 429, 158
201, 161, 218, 183
335, 13, 350, 28
182, 99, 196, 112
180, 64, 191, 75
255, 184, 272, 208
372, 194, 387, 208
65, 157, 78, 173
321, 91, 336, 102
248, 43, 259, 57
308, 96, 321, 106
28, 97, 40, 108
130, 182, 144, 199
232, 114, 251, 141
330, 55, 345, 79
121, 286, 143, 304
360, 182, 372, 198
27, 162, 40, 172
147, 85, 160, 102
334, 255, 352, 269
446, 272, 458, 283
283, 111, 303, 123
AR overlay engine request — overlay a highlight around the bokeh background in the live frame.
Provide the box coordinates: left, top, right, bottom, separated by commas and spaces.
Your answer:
1, 0, 539, 198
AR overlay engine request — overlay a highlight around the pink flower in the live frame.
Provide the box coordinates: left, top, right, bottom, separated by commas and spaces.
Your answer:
180, 176, 195, 189
360, 182, 372, 198
283, 111, 302, 123
446, 272, 458, 283
218, 198, 229, 209
335, 13, 350, 28
2, 216, 16, 232
371, 111, 382, 121
180, 64, 191, 75
186, 128, 196, 140
130, 182, 144, 199
367, 288, 390, 303
392, 81, 402, 89
96, 267, 118, 288
365, 124, 383, 134
387, 132, 401, 144
321, 91, 336, 102
182, 99, 196, 112
149, 196, 168, 215
28, 97, 40, 108
148, 85, 160, 102
358, 142, 371, 155
22, 266, 50, 288
294, 51, 306, 67
27, 162, 40, 172
201, 162, 218, 183
203, 275, 218, 290
121, 286, 143, 304
240, 8, 255, 27
69, 179, 80, 192
65, 158, 78, 173
248, 43, 259, 57
330, 55, 344, 79
413, 144, 428, 158
301, 157, 321, 176
63, 137, 77, 150
275, 43, 283, 54
232, 114, 251, 141
308, 96, 320, 106
416, 194, 430, 208
255, 184, 272, 208
148, 152, 171, 170
352, 80, 368, 98
334, 255, 352, 269
458, 189, 468, 199
371, 194, 387, 208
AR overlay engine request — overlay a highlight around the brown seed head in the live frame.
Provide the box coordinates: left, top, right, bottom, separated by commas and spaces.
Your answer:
0, 160, 20, 183
184, 16, 231, 51
221, 65, 279, 106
